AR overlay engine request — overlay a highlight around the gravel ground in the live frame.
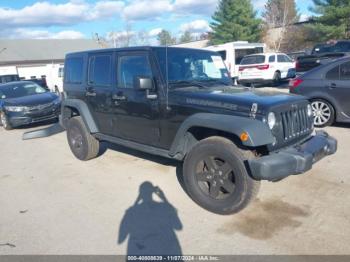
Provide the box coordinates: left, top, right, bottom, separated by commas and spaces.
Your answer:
0, 89, 349, 255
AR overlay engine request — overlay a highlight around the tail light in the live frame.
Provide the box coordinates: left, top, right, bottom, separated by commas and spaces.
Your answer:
295, 61, 300, 70
257, 64, 269, 70
289, 78, 303, 91
239, 64, 270, 71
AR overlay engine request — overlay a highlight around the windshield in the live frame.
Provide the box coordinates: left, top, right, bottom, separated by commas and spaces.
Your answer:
240, 55, 266, 65
0, 82, 47, 99
155, 48, 232, 88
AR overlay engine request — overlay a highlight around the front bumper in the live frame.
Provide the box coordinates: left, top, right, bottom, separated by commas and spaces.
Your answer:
249, 131, 337, 181
8, 107, 60, 127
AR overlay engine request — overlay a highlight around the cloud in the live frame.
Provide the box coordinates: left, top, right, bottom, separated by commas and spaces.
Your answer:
173, 0, 218, 15
180, 19, 211, 33
149, 28, 163, 37
122, 0, 172, 21
299, 13, 310, 22
0, 1, 124, 28
252, 0, 267, 10
90, 1, 125, 20
1, 28, 85, 39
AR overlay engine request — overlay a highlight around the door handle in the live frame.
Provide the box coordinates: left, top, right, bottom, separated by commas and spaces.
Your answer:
329, 83, 337, 89
86, 91, 96, 97
112, 94, 127, 101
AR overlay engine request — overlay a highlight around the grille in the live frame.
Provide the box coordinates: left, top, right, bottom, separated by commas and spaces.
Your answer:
28, 102, 54, 111
280, 107, 311, 141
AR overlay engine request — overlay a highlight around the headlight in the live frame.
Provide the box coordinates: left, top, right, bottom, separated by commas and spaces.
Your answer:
4, 106, 28, 112
267, 112, 276, 130
53, 97, 61, 105
307, 104, 313, 117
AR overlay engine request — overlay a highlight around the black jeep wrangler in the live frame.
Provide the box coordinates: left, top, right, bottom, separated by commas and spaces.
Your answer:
24, 47, 337, 215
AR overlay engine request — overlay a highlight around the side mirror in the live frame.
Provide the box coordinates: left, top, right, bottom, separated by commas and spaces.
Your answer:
135, 76, 154, 90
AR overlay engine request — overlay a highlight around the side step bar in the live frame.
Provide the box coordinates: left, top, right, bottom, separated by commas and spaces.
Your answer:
22, 123, 65, 140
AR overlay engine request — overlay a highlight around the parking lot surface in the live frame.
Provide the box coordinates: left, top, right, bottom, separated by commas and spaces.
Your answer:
0, 101, 349, 255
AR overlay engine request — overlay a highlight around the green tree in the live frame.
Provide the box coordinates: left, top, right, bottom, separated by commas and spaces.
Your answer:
157, 30, 177, 45
210, 0, 261, 44
309, 0, 350, 41
179, 31, 195, 44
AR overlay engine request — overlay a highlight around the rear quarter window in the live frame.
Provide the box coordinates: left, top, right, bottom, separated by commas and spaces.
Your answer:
340, 61, 350, 80
240, 55, 265, 65
65, 57, 84, 84
326, 65, 340, 80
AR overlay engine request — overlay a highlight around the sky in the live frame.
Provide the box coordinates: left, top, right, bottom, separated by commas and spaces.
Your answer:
0, 0, 314, 41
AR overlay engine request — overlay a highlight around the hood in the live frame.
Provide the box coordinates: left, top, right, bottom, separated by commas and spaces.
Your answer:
2, 92, 59, 107
171, 86, 306, 115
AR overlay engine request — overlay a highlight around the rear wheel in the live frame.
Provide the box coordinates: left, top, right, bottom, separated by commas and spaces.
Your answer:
0, 112, 13, 130
66, 116, 100, 161
183, 136, 260, 215
311, 99, 335, 127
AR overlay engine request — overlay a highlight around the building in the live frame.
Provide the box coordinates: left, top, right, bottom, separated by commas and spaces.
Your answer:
0, 39, 103, 91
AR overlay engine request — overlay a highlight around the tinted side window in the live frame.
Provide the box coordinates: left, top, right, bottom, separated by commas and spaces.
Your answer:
118, 55, 152, 89
269, 55, 275, 62
340, 61, 350, 80
326, 65, 340, 80
277, 55, 286, 63
88, 54, 112, 86
65, 57, 83, 84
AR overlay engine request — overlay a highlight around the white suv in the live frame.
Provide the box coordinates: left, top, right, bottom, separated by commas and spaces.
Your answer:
238, 53, 296, 86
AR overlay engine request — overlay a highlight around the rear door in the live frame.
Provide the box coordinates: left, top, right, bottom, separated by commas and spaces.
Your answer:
112, 51, 161, 146
325, 61, 350, 116
85, 52, 116, 135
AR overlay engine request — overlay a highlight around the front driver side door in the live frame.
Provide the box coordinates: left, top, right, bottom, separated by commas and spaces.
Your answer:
112, 52, 161, 146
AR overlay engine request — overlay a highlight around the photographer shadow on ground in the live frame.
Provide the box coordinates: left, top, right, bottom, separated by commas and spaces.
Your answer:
118, 182, 183, 256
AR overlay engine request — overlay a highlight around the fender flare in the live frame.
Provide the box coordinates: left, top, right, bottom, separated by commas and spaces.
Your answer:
169, 113, 274, 158
61, 99, 99, 133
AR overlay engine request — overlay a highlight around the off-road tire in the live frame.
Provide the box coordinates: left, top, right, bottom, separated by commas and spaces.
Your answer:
66, 116, 100, 161
0, 112, 13, 130
183, 136, 260, 215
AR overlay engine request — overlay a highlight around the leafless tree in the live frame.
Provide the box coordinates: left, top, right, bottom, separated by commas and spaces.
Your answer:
108, 22, 135, 48
262, 0, 299, 52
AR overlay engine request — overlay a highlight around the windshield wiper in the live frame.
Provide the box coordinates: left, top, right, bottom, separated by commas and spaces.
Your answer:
169, 80, 208, 88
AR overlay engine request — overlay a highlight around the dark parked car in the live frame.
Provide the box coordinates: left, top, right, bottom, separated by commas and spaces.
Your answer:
24, 47, 337, 215
0, 74, 20, 84
290, 56, 350, 127
296, 41, 350, 73
0, 81, 60, 130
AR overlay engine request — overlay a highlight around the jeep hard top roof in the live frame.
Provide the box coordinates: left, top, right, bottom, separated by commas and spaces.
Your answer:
65, 46, 220, 57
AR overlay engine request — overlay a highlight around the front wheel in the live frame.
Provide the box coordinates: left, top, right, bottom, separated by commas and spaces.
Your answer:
0, 112, 13, 130
183, 137, 260, 215
311, 99, 335, 127
66, 116, 100, 161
